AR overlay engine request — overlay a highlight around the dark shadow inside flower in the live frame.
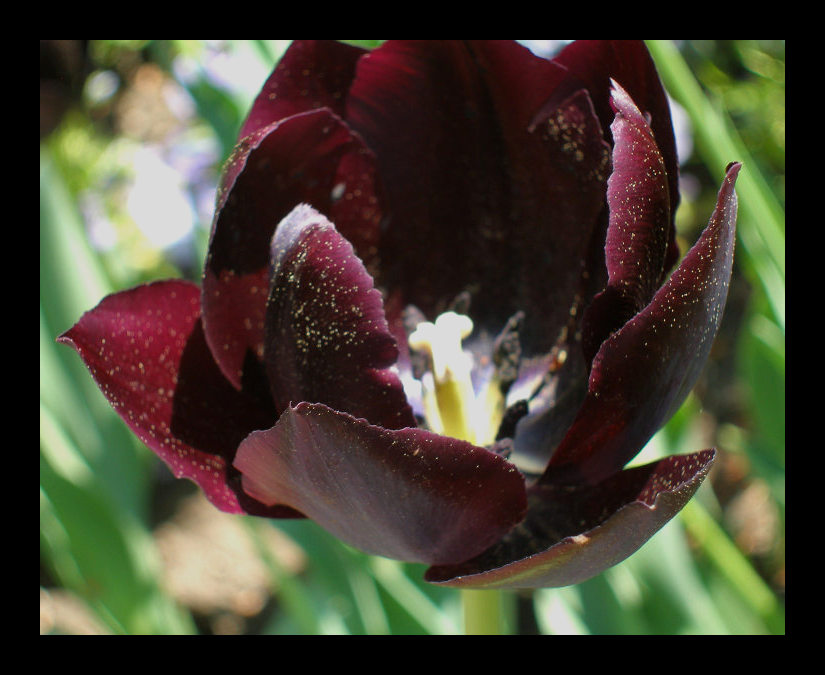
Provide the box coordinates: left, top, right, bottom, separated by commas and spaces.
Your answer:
169, 332, 303, 518
363, 57, 611, 365
508, 349, 589, 475
170, 324, 275, 458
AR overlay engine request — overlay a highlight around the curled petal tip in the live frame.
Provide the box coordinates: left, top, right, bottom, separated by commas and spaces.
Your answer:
726, 161, 743, 178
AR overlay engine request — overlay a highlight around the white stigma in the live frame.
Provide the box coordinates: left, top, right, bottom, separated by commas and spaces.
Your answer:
409, 311, 474, 383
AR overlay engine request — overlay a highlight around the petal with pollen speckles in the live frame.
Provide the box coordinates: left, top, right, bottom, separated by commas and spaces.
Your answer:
544, 162, 741, 484
265, 204, 416, 430
237, 39, 365, 142
58, 280, 300, 517
203, 108, 384, 390
581, 81, 673, 362
554, 39, 681, 275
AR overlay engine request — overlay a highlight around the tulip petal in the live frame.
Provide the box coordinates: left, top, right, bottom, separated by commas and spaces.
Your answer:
582, 80, 673, 361
545, 163, 741, 483
554, 40, 680, 275
238, 40, 365, 142
234, 402, 528, 565
345, 40, 609, 356
202, 108, 383, 388
425, 449, 714, 588
265, 204, 416, 430
57, 280, 299, 517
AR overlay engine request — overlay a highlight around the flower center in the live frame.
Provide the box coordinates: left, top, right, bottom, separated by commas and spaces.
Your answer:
409, 311, 505, 446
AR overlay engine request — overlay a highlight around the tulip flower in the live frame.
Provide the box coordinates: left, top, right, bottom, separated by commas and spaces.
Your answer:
59, 40, 740, 591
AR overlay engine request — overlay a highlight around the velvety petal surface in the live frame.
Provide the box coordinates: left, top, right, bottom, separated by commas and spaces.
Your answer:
265, 204, 416, 430
345, 40, 609, 355
234, 402, 528, 565
57, 280, 298, 517
582, 81, 673, 362
238, 40, 366, 142
425, 449, 714, 589
545, 163, 741, 484
202, 108, 383, 388
554, 39, 680, 276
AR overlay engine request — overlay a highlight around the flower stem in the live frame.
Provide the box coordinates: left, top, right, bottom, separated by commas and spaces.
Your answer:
462, 589, 514, 635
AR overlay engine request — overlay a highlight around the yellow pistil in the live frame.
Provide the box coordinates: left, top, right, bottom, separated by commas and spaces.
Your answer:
409, 311, 504, 446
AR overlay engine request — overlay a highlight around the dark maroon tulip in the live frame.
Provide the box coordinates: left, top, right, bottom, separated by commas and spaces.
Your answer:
59, 40, 741, 588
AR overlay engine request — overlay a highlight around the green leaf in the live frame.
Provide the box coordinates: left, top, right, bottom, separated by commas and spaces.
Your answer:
739, 312, 785, 470
40, 449, 194, 634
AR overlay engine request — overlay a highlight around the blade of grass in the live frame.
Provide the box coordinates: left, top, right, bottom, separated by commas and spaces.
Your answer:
40, 446, 195, 634
40, 148, 112, 337
679, 499, 785, 634
368, 557, 459, 635
533, 588, 591, 635
242, 518, 323, 635
338, 548, 392, 635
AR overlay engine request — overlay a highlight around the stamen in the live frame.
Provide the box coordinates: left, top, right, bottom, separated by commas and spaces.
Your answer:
409, 312, 476, 442
409, 311, 506, 446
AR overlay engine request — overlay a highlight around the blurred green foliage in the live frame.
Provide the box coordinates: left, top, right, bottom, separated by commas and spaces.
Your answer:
40, 40, 784, 634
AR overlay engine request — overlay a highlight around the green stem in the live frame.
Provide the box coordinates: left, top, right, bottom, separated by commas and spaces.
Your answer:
462, 589, 514, 635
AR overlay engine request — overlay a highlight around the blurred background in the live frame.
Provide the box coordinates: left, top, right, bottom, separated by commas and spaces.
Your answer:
40, 40, 785, 635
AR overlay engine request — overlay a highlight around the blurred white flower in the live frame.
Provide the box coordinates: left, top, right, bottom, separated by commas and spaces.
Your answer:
126, 146, 196, 249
